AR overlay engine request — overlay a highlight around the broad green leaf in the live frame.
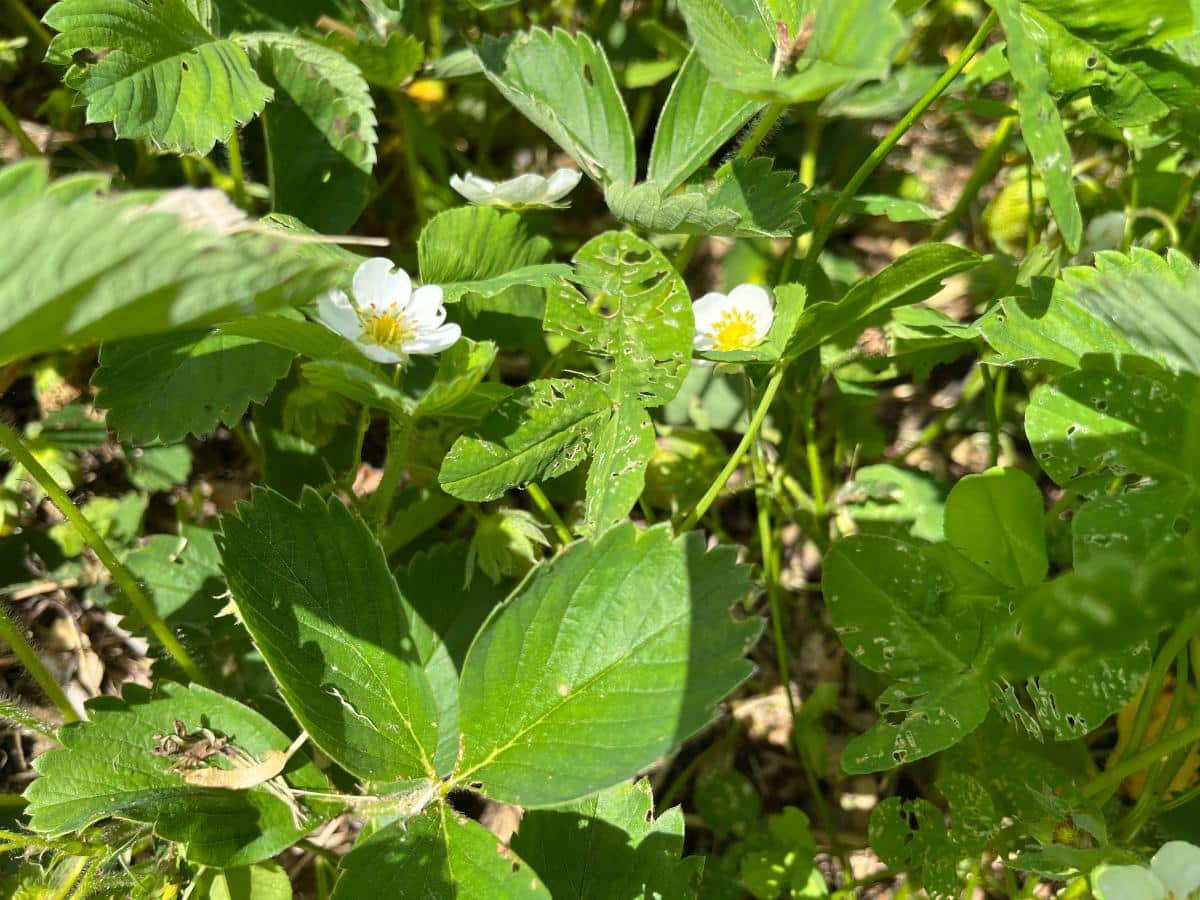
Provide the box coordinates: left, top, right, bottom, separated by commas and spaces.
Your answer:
412, 339, 498, 419
93, 328, 293, 444
220, 312, 367, 363
394, 543, 505, 776
1020, 0, 1192, 51
193, 863, 292, 900
605, 158, 807, 238
333, 804, 541, 899
512, 779, 703, 899
476, 28, 636, 186
545, 231, 693, 406
218, 488, 442, 781
648, 50, 764, 192
676, 0, 904, 103
784, 243, 982, 361
250, 35, 378, 233
1026, 368, 1200, 485
301, 359, 410, 417
741, 807, 826, 899
0, 171, 339, 366
44, 0, 272, 154
581, 399, 656, 536
24, 682, 328, 867
439, 378, 611, 502
990, 0, 1084, 252
416, 206, 570, 302
981, 251, 1200, 376
822, 535, 989, 772
1072, 483, 1197, 567
456, 523, 759, 806
323, 31, 424, 91
943, 467, 1048, 589
988, 553, 1199, 679
869, 797, 960, 897
1028, 646, 1150, 740
836, 463, 945, 542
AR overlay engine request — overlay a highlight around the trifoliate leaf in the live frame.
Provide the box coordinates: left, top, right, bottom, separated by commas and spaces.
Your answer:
456, 522, 760, 806
44, 0, 272, 154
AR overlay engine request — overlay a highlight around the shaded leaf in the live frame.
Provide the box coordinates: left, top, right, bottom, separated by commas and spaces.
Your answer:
218, 489, 442, 781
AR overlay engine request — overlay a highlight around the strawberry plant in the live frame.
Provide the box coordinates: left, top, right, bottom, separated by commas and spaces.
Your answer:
0, 0, 1199, 896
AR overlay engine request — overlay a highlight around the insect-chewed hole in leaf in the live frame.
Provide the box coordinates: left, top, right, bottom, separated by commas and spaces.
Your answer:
181, 60, 189, 72
1066, 424, 1079, 437
582, 64, 594, 86
1174, 515, 1192, 536
1093, 397, 1108, 411
1085, 54, 1099, 69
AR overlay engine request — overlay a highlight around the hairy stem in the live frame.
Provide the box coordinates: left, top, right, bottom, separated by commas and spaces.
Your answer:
673, 103, 788, 273
225, 131, 248, 209
0, 602, 78, 723
0, 421, 207, 685
801, 10, 999, 272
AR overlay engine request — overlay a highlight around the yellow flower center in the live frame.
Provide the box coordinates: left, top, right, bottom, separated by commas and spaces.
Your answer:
708, 309, 761, 351
361, 310, 416, 348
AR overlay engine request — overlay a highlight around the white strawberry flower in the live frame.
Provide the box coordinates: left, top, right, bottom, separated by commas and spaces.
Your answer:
449, 167, 582, 209
316, 258, 461, 364
692, 284, 775, 353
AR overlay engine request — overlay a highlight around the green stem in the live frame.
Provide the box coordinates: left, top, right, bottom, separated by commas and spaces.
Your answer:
981, 365, 1002, 468
676, 368, 784, 532
1083, 720, 1200, 802
398, 99, 429, 227
0, 421, 207, 685
527, 483, 572, 546
0, 95, 40, 157
802, 9, 998, 273
369, 412, 412, 527
933, 113, 1015, 241
803, 412, 827, 521
0, 603, 77, 723
779, 112, 823, 283
749, 393, 844, 869
673, 103, 789, 273
226, 132, 248, 209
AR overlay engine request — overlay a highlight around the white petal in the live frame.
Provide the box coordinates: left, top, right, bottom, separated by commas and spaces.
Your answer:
451, 173, 497, 205
355, 340, 406, 364
407, 284, 447, 329
691, 291, 731, 332
316, 290, 363, 340
1094, 866, 1168, 900
1152, 842, 1200, 899
404, 322, 461, 355
693, 331, 716, 351
727, 283, 774, 339
493, 173, 552, 206
543, 167, 582, 201
353, 258, 412, 311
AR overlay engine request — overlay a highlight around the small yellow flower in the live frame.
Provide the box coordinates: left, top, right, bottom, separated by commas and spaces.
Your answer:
692, 284, 775, 352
